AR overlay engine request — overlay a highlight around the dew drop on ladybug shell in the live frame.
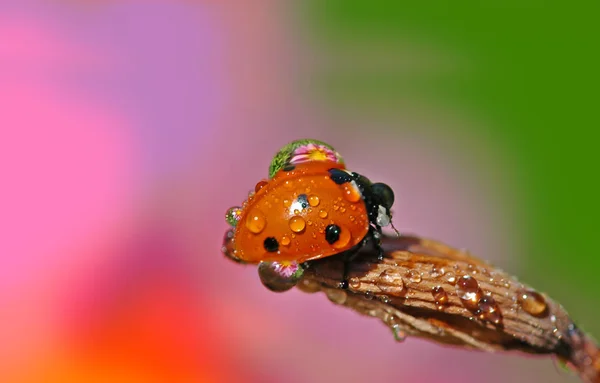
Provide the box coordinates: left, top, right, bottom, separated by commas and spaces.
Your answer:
289, 216, 306, 233
225, 206, 242, 227
246, 212, 266, 234
308, 194, 320, 207
342, 184, 361, 203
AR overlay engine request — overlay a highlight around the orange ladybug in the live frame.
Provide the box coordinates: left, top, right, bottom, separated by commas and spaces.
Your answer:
223, 139, 396, 292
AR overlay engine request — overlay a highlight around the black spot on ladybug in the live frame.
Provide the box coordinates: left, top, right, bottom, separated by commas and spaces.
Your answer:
263, 237, 279, 252
325, 224, 341, 244
283, 163, 295, 171
297, 194, 309, 209
328, 168, 353, 185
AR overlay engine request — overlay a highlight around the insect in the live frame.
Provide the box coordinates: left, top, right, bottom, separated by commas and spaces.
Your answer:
223, 139, 398, 291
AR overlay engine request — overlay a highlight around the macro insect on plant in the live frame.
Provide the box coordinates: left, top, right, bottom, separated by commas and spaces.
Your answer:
223, 139, 398, 292
221, 139, 600, 383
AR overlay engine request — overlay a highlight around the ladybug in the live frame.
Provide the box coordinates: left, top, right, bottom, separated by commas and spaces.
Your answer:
223, 139, 397, 291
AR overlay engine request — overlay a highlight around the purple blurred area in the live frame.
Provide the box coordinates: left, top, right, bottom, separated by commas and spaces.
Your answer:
0, 1, 576, 382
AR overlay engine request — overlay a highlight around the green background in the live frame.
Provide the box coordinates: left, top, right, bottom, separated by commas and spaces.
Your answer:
301, 1, 599, 337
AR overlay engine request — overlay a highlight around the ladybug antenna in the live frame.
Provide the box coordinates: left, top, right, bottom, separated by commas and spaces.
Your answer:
390, 221, 401, 237
388, 210, 400, 237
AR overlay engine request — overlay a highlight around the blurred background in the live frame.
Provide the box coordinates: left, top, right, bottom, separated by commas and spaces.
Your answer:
1, 1, 598, 382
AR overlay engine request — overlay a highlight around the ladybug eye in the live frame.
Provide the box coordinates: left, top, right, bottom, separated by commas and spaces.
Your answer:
371, 182, 395, 209
325, 224, 342, 244
263, 237, 279, 252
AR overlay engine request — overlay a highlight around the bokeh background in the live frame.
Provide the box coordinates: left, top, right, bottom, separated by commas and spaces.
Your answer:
1, 1, 598, 382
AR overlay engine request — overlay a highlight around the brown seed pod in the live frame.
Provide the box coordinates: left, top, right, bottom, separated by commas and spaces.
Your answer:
296, 234, 600, 383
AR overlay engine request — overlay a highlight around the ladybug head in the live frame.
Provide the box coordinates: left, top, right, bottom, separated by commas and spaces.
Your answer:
371, 182, 395, 227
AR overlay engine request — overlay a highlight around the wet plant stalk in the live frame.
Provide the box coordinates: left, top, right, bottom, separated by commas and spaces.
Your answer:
297, 234, 600, 383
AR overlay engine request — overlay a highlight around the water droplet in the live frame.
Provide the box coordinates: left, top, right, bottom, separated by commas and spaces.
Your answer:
340, 207, 346, 213
308, 195, 320, 207
297, 279, 320, 293
283, 180, 293, 189
225, 206, 243, 227
254, 180, 268, 192
517, 289, 548, 317
318, 209, 328, 218
377, 270, 404, 295
331, 225, 352, 249
379, 295, 391, 303
430, 267, 442, 278
432, 286, 448, 308
293, 209, 300, 215
342, 183, 362, 202
305, 187, 311, 194
365, 291, 374, 300
281, 235, 291, 246
445, 272, 456, 284
379, 269, 394, 283
477, 296, 502, 324
289, 216, 306, 233
350, 205, 357, 210
221, 229, 236, 259
283, 199, 292, 208
245, 212, 266, 233
456, 275, 481, 311
333, 205, 339, 211
406, 270, 422, 283
387, 315, 406, 342
390, 325, 406, 342
258, 261, 303, 292
327, 289, 347, 305
349, 277, 361, 289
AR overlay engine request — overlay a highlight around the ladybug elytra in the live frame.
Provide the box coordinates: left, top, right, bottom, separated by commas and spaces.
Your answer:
223, 139, 397, 292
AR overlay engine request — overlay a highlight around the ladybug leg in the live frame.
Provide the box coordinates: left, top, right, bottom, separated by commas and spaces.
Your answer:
340, 228, 384, 289
339, 249, 359, 289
